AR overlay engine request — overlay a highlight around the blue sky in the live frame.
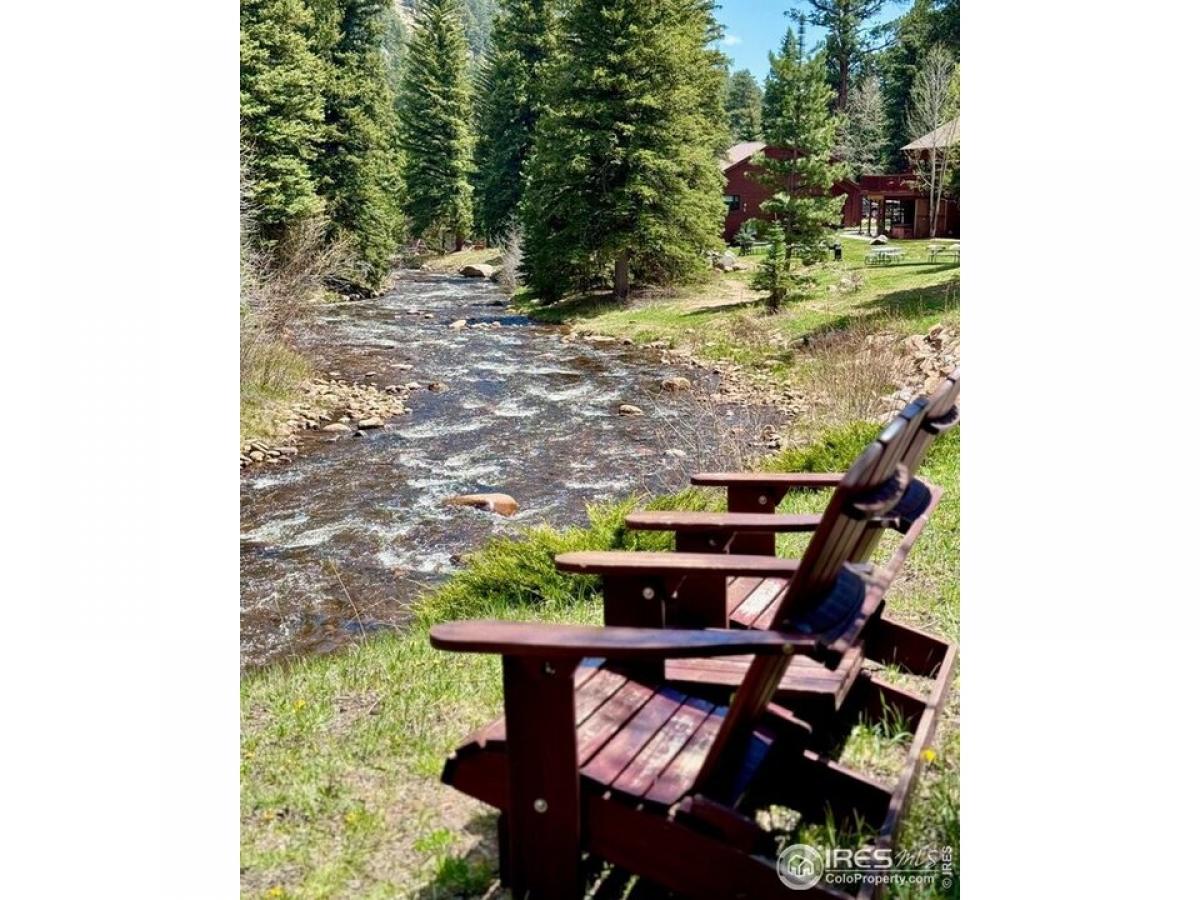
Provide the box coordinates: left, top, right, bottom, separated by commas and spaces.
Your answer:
714, 0, 911, 83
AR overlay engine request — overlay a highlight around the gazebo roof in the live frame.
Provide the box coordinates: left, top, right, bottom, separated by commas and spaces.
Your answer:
902, 117, 960, 152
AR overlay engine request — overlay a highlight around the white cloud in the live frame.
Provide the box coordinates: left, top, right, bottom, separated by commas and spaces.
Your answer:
722, 34, 743, 46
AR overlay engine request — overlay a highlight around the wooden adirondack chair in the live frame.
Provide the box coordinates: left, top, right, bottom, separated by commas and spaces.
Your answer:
552, 374, 959, 722
434, 416, 942, 899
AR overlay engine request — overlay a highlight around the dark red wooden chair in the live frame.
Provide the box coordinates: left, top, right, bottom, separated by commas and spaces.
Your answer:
434, 416, 944, 899
552, 373, 959, 722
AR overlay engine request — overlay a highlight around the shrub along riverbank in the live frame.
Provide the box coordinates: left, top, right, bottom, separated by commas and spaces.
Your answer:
241, 422, 960, 898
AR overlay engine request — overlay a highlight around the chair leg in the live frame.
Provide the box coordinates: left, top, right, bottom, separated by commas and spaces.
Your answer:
503, 655, 583, 900
496, 812, 510, 888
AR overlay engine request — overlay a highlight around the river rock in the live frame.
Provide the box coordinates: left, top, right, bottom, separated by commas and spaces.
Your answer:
618, 404, 644, 417
322, 423, 353, 433
449, 319, 467, 330
358, 417, 384, 429
405, 381, 422, 390
445, 492, 519, 517
429, 382, 449, 392
249, 450, 265, 462
661, 376, 692, 392
460, 264, 496, 278
276, 446, 298, 457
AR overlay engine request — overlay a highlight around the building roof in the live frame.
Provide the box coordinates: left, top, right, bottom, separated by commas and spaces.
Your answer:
722, 141, 766, 171
902, 117, 960, 152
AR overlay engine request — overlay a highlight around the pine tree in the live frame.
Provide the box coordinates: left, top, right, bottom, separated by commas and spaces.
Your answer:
791, 1, 885, 110
462, 0, 500, 58
308, 0, 406, 290
240, 0, 326, 237
521, 0, 728, 302
756, 29, 846, 270
762, 25, 802, 128
725, 69, 764, 143
473, 0, 559, 242
751, 222, 805, 313
397, 0, 475, 250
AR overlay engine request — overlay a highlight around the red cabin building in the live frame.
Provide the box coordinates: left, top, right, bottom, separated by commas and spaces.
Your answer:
720, 119, 959, 243
720, 141, 859, 243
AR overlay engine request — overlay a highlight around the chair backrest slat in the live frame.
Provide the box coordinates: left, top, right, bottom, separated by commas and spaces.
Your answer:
849, 370, 960, 561
693, 402, 926, 798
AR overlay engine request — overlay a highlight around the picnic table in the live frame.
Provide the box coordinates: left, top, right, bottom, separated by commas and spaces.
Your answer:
866, 245, 906, 265
927, 243, 960, 264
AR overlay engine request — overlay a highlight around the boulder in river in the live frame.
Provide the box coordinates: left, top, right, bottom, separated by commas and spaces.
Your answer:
429, 382, 449, 392
460, 264, 496, 278
618, 404, 645, 417
405, 381, 422, 390
445, 492, 519, 517
449, 319, 467, 330
322, 423, 353, 433
358, 417, 384, 429
661, 376, 692, 392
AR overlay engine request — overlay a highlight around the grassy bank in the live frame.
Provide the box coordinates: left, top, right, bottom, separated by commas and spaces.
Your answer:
241, 423, 960, 898
519, 236, 958, 360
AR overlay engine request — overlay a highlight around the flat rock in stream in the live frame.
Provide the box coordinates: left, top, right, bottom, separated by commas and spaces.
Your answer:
444, 492, 519, 517
618, 404, 645, 417
322, 423, 354, 433
358, 417, 384, 429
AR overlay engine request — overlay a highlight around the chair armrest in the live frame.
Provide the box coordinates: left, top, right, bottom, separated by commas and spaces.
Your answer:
624, 511, 823, 533
555, 550, 800, 577
430, 620, 814, 659
690, 472, 844, 489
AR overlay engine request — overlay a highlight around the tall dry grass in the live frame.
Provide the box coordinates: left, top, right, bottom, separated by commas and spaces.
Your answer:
240, 176, 348, 442
797, 320, 908, 425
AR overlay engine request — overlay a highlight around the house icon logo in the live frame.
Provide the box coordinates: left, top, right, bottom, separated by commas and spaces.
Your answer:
777, 843, 824, 890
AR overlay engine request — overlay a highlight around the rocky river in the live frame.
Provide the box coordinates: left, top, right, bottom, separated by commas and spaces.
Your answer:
240, 272, 776, 668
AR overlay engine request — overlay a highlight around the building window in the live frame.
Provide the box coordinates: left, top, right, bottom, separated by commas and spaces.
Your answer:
886, 199, 908, 226
723, 194, 742, 212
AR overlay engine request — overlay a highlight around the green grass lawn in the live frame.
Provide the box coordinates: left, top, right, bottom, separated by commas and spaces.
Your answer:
241, 424, 960, 899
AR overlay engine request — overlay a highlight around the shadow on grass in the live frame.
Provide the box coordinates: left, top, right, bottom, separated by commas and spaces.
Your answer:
408, 807, 667, 899
520, 289, 621, 325
802, 278, 960, 341
411, 810, 499, 899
